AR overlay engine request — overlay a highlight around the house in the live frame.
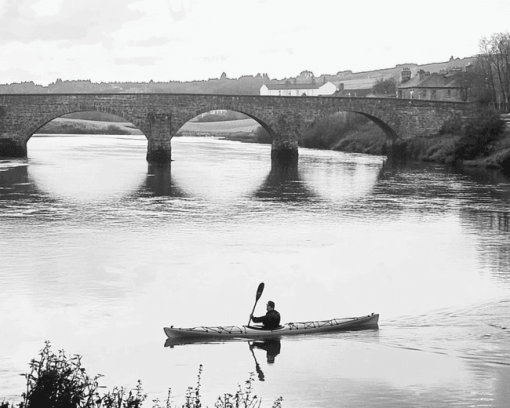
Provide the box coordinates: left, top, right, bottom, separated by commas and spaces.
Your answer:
260, 80, 337, 96
397, 68, 468, 101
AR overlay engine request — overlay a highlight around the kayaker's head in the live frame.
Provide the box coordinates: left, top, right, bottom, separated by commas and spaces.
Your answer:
267, 301, 275, 311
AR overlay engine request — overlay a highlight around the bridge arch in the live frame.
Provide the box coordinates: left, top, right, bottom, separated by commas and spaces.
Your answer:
310, 105, 399, 141
172, 104, 276, 140
23, 104, 148, 144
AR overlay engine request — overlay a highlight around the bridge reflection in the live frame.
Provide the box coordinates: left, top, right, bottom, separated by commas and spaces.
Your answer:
137, 164, 188, 198
131, 159, 318, 202
0, 161, 57, 205
252, 160, 317, 202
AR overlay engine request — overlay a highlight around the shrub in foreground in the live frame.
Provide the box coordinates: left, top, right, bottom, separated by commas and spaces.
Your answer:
2, 342, 282, 408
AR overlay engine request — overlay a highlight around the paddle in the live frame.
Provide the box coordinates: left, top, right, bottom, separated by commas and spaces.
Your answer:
248, 342, 265, 381
248, 282, 265, 326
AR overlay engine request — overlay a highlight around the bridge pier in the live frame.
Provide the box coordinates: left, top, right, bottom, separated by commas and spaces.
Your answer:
270, 114, 300, 165
271, 141, 299, 165
0, 138, 27, 158
146, 113, 173, 164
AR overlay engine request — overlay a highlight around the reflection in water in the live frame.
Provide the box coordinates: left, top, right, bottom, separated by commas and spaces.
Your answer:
138, 164, 188, 197
164, 337, 282, 382
253, 160, 316, 202
0, 162, 61, 221
250, 338, 281, 364
0, 162, 41, 200
27, 135, 147, 203
249, 339, 282, 382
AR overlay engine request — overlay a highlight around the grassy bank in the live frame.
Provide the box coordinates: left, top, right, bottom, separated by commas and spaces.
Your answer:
390, 108, 510, 173
298, 113, 387, 155
36, 118, 143, 135
394, 130, 510, 170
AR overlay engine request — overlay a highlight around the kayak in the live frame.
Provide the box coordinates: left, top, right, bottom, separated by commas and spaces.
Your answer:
164, 313, 379, 342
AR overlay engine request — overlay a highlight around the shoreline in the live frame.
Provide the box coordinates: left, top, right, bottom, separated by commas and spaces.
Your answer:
36, 118, 510, 174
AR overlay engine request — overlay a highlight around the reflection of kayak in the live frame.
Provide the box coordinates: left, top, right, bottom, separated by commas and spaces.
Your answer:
164, 313, 379, 342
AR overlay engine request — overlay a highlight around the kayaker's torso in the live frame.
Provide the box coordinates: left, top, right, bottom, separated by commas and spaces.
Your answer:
252, 309, 281, 329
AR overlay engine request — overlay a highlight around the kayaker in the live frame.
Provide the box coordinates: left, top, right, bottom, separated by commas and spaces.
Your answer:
250, 300, 281, 330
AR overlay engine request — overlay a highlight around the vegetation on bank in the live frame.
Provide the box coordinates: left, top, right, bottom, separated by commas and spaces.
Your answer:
295, 105, 510, 173
371, 77, 397, 97
298, 112, 386, 155
399, 106, 510, 171
192, 111, 248, 122
36, 118, 140, 135
1, 342, 282, 408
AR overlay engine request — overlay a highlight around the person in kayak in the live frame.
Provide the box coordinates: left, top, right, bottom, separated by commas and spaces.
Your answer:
250, 300, 281, 330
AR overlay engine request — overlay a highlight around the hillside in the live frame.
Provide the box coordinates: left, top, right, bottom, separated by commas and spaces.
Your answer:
0, 56, 476, 95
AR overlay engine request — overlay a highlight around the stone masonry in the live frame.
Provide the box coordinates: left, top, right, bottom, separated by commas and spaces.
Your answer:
0, 93, 476, 163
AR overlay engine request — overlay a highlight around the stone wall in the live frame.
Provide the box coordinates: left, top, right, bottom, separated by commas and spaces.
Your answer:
0, 93, 475, 163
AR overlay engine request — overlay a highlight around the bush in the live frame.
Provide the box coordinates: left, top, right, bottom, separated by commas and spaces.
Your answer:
17, 341, 146, 408
299, 113, 370, 149
193, 111, 248, 122
253, 126, 272, 144
454, 107, 506, 160
4, 342, 282, 408
439, 115, 463, 135
372, 77, 397, 96
105, 125, 131, 135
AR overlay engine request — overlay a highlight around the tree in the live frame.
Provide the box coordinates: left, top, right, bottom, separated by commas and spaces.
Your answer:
372, 77, 397, 96
478, 32, 510, 111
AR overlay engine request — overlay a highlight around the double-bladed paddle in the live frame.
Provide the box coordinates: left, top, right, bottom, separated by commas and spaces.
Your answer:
248, 282, 265, 326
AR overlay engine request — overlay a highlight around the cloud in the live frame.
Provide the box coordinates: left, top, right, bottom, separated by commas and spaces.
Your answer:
1, 0, 510, 85
202, 55, 228, 62
31, 0, 64, 17
131, 36, 181, 47
114, 56, 159, 67
0, 0, 143, 45
167, 0, 194, 21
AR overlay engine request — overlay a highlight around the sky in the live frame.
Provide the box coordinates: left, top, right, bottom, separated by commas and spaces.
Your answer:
0, 0, 509, 86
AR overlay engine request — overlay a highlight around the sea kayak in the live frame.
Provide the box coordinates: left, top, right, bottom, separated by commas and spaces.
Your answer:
164, 313, 379, 342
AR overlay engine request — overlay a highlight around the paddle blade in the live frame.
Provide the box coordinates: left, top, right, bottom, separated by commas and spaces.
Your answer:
255, 282, 265, 301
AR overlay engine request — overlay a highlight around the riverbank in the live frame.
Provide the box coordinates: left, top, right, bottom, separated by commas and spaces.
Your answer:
36, 117, 260, 139
36, 117, 510, 174
392, 131, 510, 168
36, 117, 143, 135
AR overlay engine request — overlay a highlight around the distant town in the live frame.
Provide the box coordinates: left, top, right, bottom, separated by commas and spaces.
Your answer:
0, 56, 475, 103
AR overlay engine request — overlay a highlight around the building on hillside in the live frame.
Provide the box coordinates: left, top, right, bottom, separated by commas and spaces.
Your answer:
331, 78, 380, 97
397, 68, 468, 101
333, 87, 375, 98
260, 80, 337, 96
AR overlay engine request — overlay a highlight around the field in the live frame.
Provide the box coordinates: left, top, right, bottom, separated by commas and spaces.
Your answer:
36, 118, 260, 138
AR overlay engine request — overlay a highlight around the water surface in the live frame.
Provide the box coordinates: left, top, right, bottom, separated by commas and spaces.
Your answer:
1, 135, 509, 407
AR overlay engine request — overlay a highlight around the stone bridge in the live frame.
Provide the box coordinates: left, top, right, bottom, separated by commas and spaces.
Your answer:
0, 93, 475, 163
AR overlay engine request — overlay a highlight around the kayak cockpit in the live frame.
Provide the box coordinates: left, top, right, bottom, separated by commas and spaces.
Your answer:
246, 325, 285, 331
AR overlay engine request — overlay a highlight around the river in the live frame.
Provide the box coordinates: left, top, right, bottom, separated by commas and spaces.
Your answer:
1, 134, 509, 407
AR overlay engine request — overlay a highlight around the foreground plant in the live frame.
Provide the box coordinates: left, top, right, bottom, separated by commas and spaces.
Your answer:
153, 367, 283, 408
5, 342, 281, 408
214, 372, 282, 408
18, 341, 146, 408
